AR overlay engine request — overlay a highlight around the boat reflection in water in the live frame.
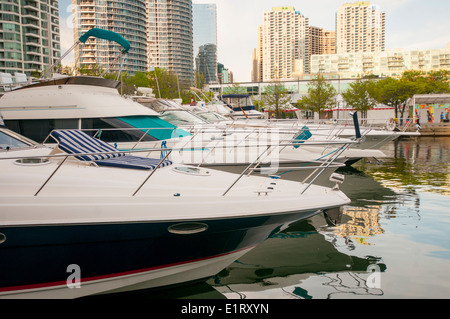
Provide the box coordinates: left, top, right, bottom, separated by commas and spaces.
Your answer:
206, 137, 450, 299
0, 127, 351, 299
207, 165, 392, 299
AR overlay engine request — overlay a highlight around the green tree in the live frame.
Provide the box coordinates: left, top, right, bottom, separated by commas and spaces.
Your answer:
194, 72, 206, 90
128, 71, 151, 88
297, 75, 337, 114
77, 63, 105, 76
262, 80, 292, 118
146, 67, 187, 101
342, 77, 378, 119
102, 68, 192, 104
371, 77, 416, 120
401, 70, 450, 94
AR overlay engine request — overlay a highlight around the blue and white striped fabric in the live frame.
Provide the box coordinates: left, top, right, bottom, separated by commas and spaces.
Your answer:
50, 130, 172, 170
51, 130, 125, 161
95, 156, 172, 170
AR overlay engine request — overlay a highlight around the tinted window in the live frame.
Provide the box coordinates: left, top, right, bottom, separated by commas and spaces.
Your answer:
0, 130, 30, 149
4, 119, 78, 143
4, 118, 158, 144
81, 118, 157, 142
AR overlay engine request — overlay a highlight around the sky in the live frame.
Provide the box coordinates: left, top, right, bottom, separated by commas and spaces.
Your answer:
58, 0, 450, 82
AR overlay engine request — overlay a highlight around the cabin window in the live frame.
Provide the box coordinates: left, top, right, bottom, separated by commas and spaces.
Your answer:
0, 130, 30, 150
4, 119, 78, 143
81, 118, 158, 142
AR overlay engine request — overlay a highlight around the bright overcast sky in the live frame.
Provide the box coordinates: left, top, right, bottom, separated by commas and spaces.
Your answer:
59, 0, 450, 82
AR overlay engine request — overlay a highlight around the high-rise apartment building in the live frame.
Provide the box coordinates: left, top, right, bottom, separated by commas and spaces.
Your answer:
322, 30, 336, 55
193, 3, 217, 83
72, 0, 147, 75
217, 62, 232, 84
336, 1, 385, 54
257, 6, 309, 81
147, 0, 193, 82
0, 0, 61, 75
309, 27, 335, 56
252, 25, 263, 82
308, 27, 335, 76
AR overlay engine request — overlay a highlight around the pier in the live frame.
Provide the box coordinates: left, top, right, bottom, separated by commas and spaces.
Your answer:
404, 122, 450, 136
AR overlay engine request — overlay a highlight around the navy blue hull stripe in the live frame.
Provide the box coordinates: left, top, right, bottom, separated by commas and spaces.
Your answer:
0, 245, 253, 293
0, 209, 324, 293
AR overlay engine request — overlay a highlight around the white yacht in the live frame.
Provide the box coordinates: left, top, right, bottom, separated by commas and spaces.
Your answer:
0, 76, 355, 182
0, 125, 351, 298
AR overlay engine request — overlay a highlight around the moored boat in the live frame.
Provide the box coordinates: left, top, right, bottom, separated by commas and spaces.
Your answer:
0, 126, 350, 298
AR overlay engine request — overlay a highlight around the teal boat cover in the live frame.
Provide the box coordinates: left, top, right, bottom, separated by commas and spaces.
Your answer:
78, 28, 131, 53
118, 116, 191, 140
293, 126, 312, 148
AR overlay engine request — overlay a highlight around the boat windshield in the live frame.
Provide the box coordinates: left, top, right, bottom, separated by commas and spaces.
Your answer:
4, 116, 191, 143
196, 112, 228, 122
84, 116, 191, 141
160, 110, 207, 126
0, 128, 35, 150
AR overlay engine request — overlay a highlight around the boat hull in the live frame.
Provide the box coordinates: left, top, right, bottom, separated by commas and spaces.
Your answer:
0, 207, 327, 298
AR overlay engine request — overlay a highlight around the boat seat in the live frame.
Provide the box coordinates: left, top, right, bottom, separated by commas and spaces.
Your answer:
50, 129, 172, 170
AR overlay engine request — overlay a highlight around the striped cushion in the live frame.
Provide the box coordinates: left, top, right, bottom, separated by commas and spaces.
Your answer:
50, 130, 125, 161
51, 129, 172, 170
95, 156, 173, 170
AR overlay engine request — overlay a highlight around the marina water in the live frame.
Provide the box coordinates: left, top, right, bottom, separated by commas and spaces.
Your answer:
104, 136, 450, 299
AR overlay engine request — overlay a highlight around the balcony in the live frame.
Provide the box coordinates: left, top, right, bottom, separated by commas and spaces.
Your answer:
24, 28, 40, 37
21, 18, 39, 27
23, 1, 39, 9
25, 38, 40, 46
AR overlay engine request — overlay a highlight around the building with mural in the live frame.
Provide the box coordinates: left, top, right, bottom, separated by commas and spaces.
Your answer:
413, 94, 450, 124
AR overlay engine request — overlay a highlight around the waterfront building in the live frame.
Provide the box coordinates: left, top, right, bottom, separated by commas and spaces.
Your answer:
193, 3, 217, 83
309, 27, 335, 56
252, 25, 263, 82
72, 0, 147, 75
336, 1, 385, 54
147, 0, 193, 83
322, 30, 336, 55
217, 62, 232, 84
257, 6, 309, 81
209, 77, 395, 121
309, 26, 335, 73
0, 0, 61, 75
413, 94, 450, 125
310, 46, 450, 78
195, 43, 217, 84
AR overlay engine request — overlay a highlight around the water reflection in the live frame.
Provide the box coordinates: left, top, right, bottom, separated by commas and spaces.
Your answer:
98, 137, 449, 299
360, 136, 450, 195
209, 215, 387, 299
208, 137, 450, 299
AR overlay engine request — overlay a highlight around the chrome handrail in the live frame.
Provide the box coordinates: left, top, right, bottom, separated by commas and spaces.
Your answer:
2, 131, 358, 197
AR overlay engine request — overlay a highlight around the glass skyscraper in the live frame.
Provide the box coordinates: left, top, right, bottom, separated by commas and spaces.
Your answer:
193, 3, 217, 83
195, 43, 216, 83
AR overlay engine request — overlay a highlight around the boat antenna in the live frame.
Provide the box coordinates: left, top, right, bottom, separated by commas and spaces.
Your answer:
151, 67, 161, 98
176, 75, 181, 99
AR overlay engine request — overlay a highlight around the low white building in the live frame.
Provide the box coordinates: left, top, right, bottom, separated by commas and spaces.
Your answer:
310, 45, 450, 78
